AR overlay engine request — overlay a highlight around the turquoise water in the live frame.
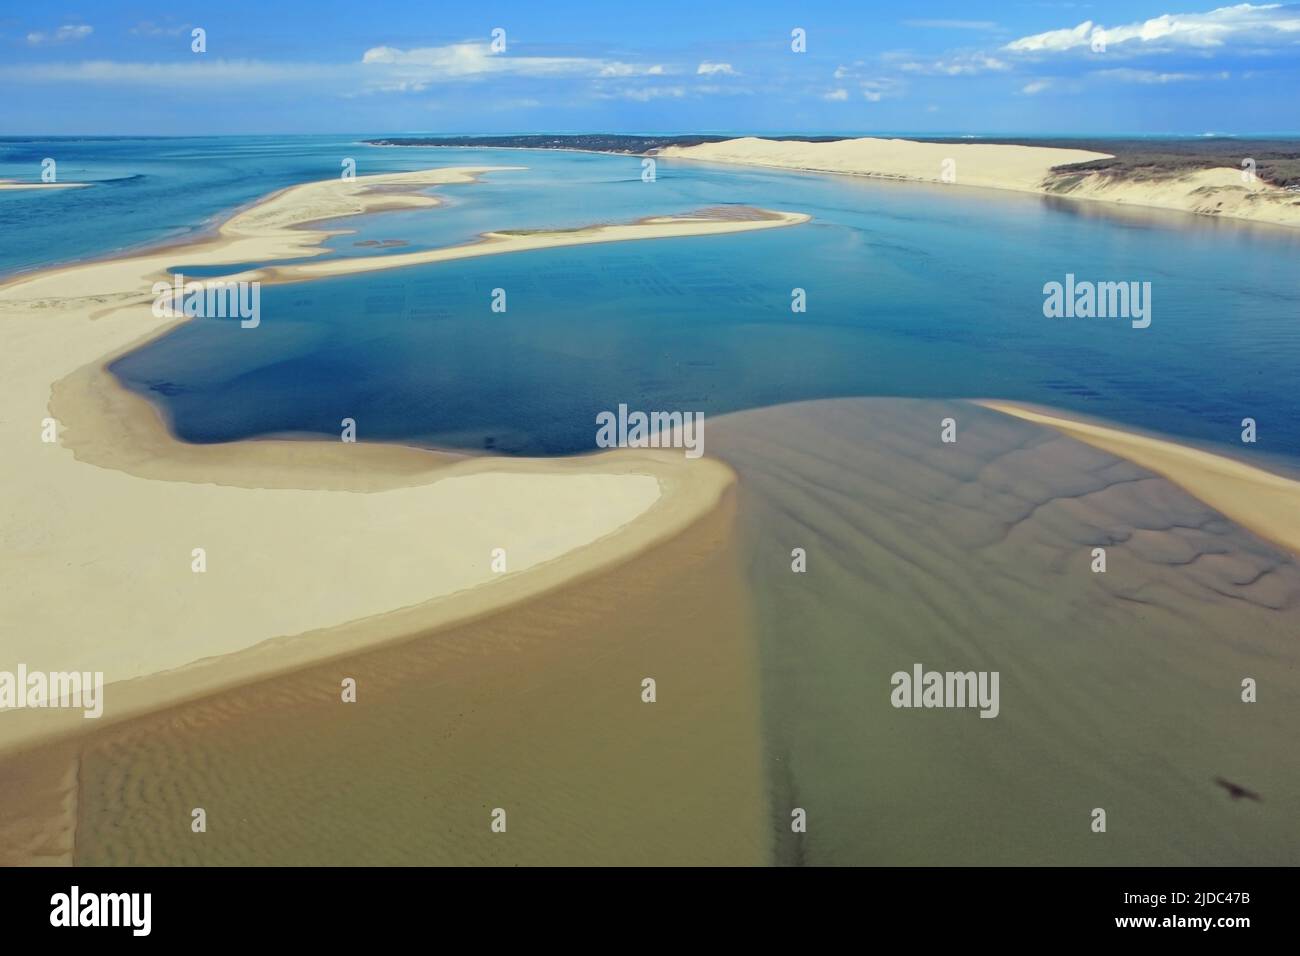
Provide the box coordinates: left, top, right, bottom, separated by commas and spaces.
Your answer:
4, 136, 1298, 460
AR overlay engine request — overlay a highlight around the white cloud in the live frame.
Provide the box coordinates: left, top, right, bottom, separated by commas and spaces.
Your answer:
899, 53, 1010, 74
130, 21, 190, 37
1093, 67, 1230, 81
1022, 79, 1053, 94
26, 24, 92, 46
359, 42, 668, 92
360, 42, 621, 81
696, 61, 736, 75
614, 86, 686, 101
1005, 3, 1300, 54
0, 39, 674, 100
823, 88, 849, 101
830, 63, 905, 101
2, 59, 334, 86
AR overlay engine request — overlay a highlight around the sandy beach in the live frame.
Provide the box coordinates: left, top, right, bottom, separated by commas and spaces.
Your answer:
0, 165, 797, 754
660, 137, 1300, 229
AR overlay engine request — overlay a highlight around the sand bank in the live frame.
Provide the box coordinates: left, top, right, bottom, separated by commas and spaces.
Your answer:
980, 401, 1300, 556
2, 486, 768, 866
261, 206, 809, 283
0, 165, 755, 755
709, 397, 1300, 865
7, 396, 1299, 865
0, 180, 89, 191
660, 137, 1300, 228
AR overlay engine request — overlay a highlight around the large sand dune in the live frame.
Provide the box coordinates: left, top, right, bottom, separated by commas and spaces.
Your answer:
660, 137, 1300, 228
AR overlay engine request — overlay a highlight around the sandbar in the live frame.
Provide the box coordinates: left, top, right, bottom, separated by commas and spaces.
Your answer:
980, 400, 1300, 556
0, 165, 765, 754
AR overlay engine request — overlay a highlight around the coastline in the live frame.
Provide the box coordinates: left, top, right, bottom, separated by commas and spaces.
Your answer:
0, 164, 760, 755
5, 157, 1300, 778
657, 136, 1300, 230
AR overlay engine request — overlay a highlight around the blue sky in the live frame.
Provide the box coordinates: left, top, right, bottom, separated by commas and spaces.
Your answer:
3, 1, 1299, 135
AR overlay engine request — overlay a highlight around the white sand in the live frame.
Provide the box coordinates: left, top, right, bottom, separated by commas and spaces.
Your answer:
660, 137, 1300, 229
980, 401, 1300, 556
0, 180, 89, 191
0, 165, 755, 752
266, 209, 809, 282
660, 136, 1109, 193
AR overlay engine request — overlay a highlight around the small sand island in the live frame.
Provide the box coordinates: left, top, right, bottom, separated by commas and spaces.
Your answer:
261, 203, 808, 283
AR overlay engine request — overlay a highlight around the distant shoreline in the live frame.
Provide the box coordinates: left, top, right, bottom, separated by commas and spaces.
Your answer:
368, 133, 1300, 229
364, 133, 1300, 189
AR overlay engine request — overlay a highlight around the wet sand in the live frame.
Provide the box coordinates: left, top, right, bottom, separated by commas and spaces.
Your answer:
0, 165, 770, 754
980, 401, 1300, 556
4, 397, 1297, 865
710, 398, 1300, 865
1, 489, 767, 866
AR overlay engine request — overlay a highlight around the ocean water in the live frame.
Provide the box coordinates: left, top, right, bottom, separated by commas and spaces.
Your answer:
106, 145, 1300, 462
6, 135, 1300, 460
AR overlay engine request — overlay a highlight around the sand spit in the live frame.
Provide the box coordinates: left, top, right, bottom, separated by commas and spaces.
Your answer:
260, 206, 809, 283
660, 137, 1300, 229
0, 165, 754, 755
0, 180, 90, 191
980, 401, 1300, 557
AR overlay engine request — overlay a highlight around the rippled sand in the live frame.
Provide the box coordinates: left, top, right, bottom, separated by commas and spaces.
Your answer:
3, 397, 1296, 865
710, 398, 1300, 865
1, 492, 767, 866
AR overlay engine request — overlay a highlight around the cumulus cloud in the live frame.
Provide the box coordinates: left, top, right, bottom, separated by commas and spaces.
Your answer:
823, 88, 849, 101
696, 61, 736, 75
1021, 79, 1052, 94
1005, 3, 1300, 54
